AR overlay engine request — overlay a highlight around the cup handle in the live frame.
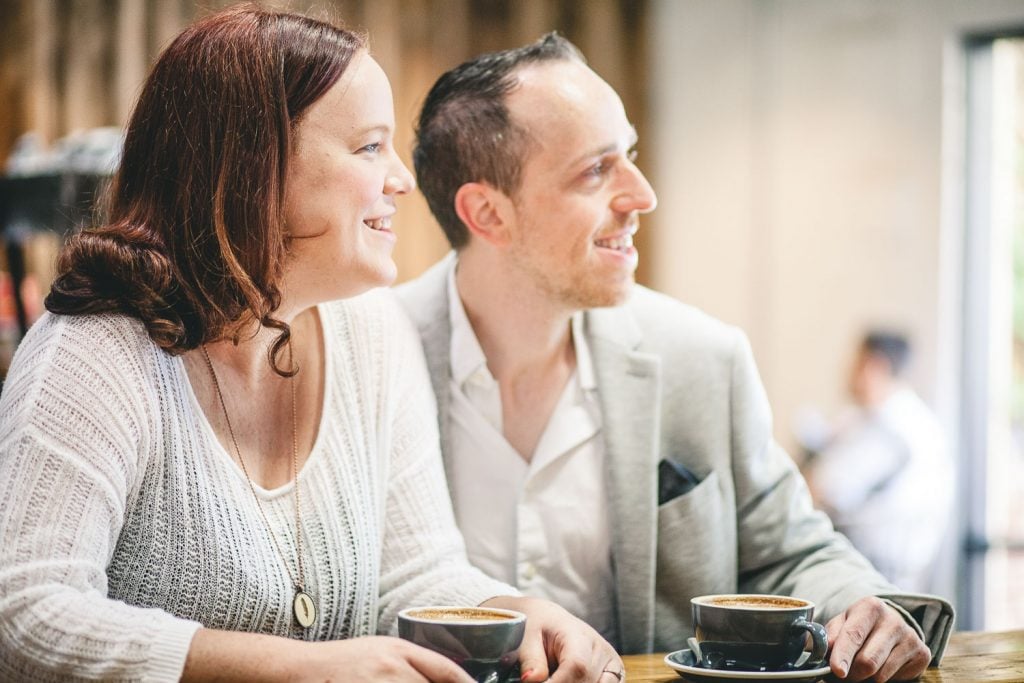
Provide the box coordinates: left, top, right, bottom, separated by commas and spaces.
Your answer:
793, 617, 828, 667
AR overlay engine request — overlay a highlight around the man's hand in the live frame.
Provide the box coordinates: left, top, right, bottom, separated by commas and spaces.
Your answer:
826, 596, 931, 681
481, 596, 623, 682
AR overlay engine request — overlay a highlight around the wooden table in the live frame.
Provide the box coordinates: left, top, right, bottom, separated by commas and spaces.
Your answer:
621, 630, 1024, 682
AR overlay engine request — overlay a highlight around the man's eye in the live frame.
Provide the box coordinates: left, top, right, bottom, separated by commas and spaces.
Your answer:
628, 148, 639, 163
588, 161, 609, 177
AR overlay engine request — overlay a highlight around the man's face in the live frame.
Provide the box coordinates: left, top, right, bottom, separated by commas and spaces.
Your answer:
501, 60, 657, 310
848, 347, 893, 407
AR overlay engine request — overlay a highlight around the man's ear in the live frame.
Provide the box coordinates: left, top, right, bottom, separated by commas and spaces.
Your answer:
454, 182, 515, 247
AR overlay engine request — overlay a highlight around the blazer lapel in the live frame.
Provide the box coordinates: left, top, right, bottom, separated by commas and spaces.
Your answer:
585, 304, 662, 654
396, 254, 456, 477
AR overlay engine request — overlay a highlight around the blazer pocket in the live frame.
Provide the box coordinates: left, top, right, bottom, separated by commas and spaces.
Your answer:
655, 470, 734, 620
657, 469, 721, 533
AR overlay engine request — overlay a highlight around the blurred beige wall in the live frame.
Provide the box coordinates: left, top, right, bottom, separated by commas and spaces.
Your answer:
647, 0, 1024, 453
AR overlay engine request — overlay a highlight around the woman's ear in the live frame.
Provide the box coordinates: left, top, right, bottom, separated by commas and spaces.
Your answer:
453, 182, 515, 247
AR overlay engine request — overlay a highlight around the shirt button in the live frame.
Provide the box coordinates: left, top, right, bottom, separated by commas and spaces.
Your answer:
520, 562, 537, 582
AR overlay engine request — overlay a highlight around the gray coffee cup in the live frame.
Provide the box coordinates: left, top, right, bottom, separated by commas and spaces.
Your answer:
398, 606, 526, 683
691, 594, 828, 672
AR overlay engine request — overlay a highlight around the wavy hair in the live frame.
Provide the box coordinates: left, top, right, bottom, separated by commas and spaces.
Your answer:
45, 4, 364, 375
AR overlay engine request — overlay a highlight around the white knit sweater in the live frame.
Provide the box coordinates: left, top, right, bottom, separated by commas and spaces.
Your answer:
0, 289, 514, 682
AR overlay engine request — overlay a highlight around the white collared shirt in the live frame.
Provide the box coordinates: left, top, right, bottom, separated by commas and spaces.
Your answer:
445, 267, 618, 643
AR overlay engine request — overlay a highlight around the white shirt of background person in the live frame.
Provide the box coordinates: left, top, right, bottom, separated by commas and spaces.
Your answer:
805, 387, 953, 593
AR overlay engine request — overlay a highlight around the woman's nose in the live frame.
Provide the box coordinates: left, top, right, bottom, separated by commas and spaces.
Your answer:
385, 155, 416, 195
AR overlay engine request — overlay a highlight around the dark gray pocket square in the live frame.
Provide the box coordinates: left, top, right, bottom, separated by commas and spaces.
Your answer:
658, 459, 701, 505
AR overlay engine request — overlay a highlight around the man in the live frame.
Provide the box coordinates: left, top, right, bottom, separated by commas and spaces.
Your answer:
396, 34, 951, 681
802, 332, 953, 593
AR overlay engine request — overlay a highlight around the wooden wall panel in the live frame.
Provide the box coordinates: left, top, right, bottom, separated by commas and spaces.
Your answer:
114, 0, 148, 124
24, 2, 58, 151
0, 2, 33, 162
150, 0, 188, 53
62, 0, 114, 133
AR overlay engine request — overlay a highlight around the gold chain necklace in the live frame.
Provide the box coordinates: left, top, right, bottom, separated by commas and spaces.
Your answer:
201, 345, 317, 630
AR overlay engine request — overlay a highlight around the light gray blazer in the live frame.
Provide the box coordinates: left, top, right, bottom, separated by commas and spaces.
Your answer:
395, 254, 953, 660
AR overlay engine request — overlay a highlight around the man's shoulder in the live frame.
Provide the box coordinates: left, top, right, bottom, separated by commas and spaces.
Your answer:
588, 285, 743, 357
393, 254, 452, 333
626, 285, 732, 329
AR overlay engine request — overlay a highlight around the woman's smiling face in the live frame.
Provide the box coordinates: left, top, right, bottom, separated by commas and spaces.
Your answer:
282, 52, 415, 306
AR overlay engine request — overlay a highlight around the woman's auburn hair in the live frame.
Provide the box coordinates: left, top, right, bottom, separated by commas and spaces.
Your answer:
45, 4, 364, 374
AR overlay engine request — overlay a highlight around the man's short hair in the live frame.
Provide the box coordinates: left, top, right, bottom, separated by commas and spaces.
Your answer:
413, 32, 585, 249
863, 331, 911, 376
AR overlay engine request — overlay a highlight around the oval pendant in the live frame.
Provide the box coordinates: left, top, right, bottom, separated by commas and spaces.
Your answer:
294, 590, 317, 628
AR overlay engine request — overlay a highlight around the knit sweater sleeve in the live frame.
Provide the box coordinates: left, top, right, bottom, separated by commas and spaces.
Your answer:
371, 291, 517, 634
0, 314, 201, 682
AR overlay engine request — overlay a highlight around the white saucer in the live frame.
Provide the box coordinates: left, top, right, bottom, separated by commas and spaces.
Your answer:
663, 649, 831, 682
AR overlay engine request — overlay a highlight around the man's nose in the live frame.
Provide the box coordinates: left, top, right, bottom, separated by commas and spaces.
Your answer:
613, 161, 657, 214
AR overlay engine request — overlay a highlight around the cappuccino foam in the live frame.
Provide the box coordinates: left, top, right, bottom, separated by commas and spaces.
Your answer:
407, 608, 516, 622
707, 596, 808, 609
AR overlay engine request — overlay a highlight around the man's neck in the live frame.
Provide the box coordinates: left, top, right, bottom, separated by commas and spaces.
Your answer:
455, 252, 576, 380
859, 381, 906, 414
455, 251, 578, 460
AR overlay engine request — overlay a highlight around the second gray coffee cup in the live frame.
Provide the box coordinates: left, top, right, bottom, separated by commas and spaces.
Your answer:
691, 594, 828, 672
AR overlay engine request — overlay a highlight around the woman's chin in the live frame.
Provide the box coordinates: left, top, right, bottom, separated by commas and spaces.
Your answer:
331, 263, 397, 300
371, 261, 398, 289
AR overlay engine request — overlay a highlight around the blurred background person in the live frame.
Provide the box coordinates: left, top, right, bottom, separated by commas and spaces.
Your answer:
801, 332, 954, 594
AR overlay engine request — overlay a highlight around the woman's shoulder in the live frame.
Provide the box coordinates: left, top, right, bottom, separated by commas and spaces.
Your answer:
320, 288, 417, 347
3, 311, 173, 421
17, 311, 161, 364
321, 287, 404, 324
319, 289, 425, 381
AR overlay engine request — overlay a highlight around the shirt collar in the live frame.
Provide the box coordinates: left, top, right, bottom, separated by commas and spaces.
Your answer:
447, 260, 597, 392
448, 262, 492, 387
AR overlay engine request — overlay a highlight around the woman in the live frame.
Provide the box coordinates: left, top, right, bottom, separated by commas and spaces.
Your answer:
0, 6, 622, 682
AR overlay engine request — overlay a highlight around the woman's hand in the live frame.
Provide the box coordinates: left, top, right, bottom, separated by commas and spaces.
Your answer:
307, 636, 476, 682
481, 596, 624, 683
183, 630, 475, 682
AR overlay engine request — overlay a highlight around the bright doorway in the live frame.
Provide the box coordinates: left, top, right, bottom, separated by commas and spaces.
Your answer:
960, 34, 1024, 630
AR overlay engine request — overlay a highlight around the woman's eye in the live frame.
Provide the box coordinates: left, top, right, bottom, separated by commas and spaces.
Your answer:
358, 142, 382, 154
